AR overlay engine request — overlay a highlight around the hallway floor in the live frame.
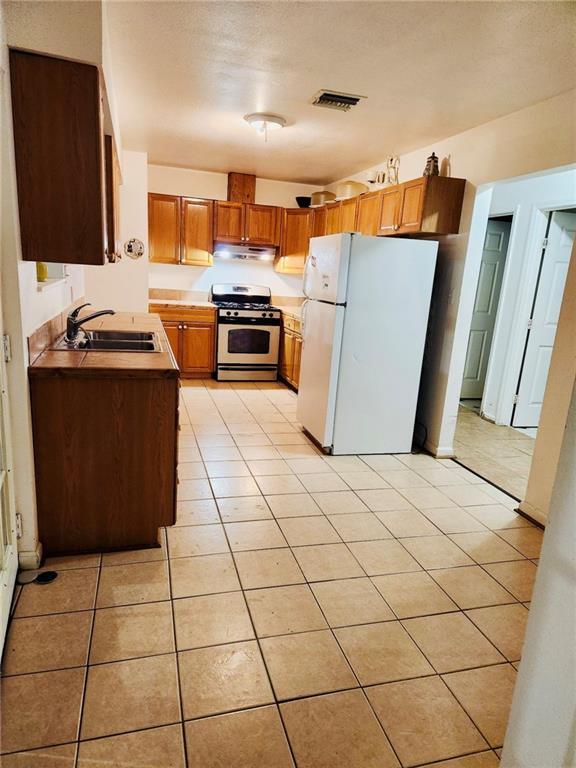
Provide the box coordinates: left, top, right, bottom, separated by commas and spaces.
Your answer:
455, 405, 536, 500
2, 381, 543, 767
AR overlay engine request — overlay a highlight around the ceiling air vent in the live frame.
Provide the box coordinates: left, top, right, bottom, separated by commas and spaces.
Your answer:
311, 90, 366, 112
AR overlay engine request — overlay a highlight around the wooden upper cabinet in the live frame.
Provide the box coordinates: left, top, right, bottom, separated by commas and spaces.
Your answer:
276, 208, 312, 274
356, 191, 382, 235
378, 187, 402, 235
214, 201, 244, 243
398, 178, 425, 233
377, 176, 465, 236
104, 135, 122, 261
181, 198, 214, 266
325, 203, 342, 235
10, 50, 106, 265
148, 193, 181, 263
311, 206, 327, 238
340, 198, 358, 232
227, 172, 256, 204
244, 204, 281, 246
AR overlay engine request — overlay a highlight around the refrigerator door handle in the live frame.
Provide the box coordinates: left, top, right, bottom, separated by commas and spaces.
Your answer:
301, 299, 310, 341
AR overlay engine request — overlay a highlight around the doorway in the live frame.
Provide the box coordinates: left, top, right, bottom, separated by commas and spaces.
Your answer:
512, 210, 576, 428
460, 216, 511, 410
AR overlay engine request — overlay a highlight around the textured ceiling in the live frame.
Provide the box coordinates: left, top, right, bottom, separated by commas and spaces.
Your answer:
106, 1, 576, 184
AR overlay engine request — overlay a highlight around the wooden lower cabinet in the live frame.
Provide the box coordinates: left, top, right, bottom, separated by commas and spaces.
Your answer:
279, 315, 302, 389
29, 371, 179, 555
153, 305, 216, 377
181, 322, 215, 374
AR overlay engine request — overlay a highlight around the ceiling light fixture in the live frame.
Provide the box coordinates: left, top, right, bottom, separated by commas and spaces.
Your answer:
244, 113, 286, 142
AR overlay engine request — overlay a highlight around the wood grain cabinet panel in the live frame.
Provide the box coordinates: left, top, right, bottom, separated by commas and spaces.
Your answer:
149, 193, 181, 263
29, 373, 178, 555
280, 329, 295, 383
356, 191, 382, 236
311, 206, 327, 238
214, 201, 244, 243
275, 208, 312, 274
181, 323, 215, 374
9, 50, 106, 265
340, 198, 358, 232
244, 204, 282, 246
104, 135, 122, 261
292, 333, 302, 387
181, 198, 214, 266
163, 321, 182, 363
398, 178, 425, 233
325, 204, 342, 235
378, 187, 402, 234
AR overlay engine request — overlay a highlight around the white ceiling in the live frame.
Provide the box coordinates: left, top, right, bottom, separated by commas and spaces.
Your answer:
106, 1, 576, 185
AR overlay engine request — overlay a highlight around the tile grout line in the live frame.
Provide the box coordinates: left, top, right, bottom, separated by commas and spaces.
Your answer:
73, 551, 103, 768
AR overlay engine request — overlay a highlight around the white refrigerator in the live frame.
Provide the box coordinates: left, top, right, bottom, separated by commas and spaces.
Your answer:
297, 233, 438, 454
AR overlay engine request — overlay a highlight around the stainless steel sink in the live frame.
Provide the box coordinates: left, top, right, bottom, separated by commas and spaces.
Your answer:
87, 331, 155, 342
52, 330, 161, 353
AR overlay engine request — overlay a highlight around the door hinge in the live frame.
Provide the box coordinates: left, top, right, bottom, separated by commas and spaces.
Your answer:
527, 318, 533, 330
512, 394, 519, 405
3, 334, 11, 363
542, 237, 548, 250
15, 512, 23, 539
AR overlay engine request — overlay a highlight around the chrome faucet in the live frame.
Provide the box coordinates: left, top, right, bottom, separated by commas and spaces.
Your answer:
65, 303, 116, 343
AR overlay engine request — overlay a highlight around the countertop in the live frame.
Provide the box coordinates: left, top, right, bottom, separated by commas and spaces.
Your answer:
276, 305, 302, 320
29, 313, 179, 376
150, 299, 302, 320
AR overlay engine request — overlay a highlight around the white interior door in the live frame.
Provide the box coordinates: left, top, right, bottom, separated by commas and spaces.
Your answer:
512, 211, 576, 428
0, 53, 18, 650
461, 219, 511, 399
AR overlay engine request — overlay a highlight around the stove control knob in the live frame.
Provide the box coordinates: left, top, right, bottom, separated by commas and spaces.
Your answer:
234, 311, 239, 316
269, 312, 274, 317
262, 312, 266, 317
226, 311, 231, 316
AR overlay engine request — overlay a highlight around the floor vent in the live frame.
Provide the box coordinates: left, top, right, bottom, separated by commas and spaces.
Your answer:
311, 90, 365, 112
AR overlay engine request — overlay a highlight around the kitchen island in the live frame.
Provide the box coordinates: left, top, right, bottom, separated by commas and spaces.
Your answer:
28, 312, 179, 556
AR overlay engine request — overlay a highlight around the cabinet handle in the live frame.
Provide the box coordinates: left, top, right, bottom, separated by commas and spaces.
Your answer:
183, 325, 188, 329
178, 324, 183, 330
245, 237, 250, 242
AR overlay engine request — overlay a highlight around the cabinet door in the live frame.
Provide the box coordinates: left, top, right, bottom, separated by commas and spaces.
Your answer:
104, 135, 122, 261
340, 198, 358, 232
378, 187, 402, 235
10, 50, 106, 265
356, 192, 382, 236
149, 193, 181, 263
245, 204, 281, 246
163, 322, 182, 364
277, 209, 312, 274
398, 178, 426, 233
292, 334, 302, 389
181, 198, 214, 266
325, 204, 342, 235
311, 207, 327, 237
280, 329, 295, 382
181, 323, 215, 374
214, 201, 244, 243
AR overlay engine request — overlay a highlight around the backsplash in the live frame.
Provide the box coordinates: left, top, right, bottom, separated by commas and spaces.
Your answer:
149, 287, 304, 308
148, 261, 304, 298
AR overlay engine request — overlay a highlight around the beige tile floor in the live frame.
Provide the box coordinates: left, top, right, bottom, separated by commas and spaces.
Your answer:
455, 405, 536, 500
1, 380, 543, 767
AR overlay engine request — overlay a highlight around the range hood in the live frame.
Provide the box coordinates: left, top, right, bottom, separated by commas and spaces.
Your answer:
213, 244, 276, 262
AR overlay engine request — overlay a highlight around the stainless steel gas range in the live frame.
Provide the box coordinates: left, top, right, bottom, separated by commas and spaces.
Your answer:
209, 284, 281, 381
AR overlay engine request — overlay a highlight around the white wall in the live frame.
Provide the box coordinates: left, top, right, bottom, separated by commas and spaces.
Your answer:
147, 164, 322, 297
501, 382, 576, 767
0, 0, 120, 567
84, 150, 149, 311
329, 91, 576, 456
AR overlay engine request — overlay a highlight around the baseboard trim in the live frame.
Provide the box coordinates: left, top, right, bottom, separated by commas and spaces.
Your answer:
423, 438, 455, 459
18, 542, 43, 570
